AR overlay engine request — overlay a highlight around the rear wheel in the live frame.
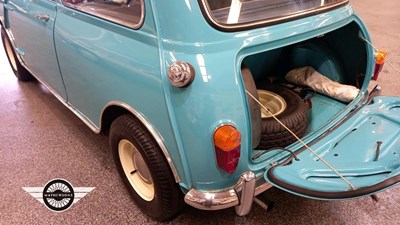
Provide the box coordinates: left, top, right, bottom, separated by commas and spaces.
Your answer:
110, 114, 184, 221
1, 27, 33, 81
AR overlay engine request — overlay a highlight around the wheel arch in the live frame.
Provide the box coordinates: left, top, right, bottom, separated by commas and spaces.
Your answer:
100, 101, 181, 183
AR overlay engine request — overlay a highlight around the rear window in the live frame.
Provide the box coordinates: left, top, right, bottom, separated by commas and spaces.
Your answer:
200, 0, 348, 31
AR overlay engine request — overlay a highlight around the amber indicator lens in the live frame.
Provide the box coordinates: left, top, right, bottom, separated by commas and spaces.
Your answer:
214, 125, 241, 173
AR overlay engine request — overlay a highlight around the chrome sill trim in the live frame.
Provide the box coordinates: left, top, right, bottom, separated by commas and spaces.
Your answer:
27, 67, 100, 133
4, 28, 182, 184
3, 28, 100, 133
100, 101, 181, 183
198, 0, 349, 31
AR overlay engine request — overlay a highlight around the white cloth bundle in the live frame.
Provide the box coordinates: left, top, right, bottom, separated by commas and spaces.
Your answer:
285, 67, 359, 102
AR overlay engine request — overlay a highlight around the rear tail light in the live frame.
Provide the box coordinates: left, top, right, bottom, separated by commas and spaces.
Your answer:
213, 125, 241, 174
372, 50, 387, 81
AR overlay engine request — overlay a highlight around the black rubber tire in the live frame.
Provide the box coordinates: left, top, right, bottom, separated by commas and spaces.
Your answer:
110, 114, 184, 221
1, 27, 33, 81
257, 84, 308, 149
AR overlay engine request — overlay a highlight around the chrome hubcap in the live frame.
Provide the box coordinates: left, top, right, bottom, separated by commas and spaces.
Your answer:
118, 139, 154, 201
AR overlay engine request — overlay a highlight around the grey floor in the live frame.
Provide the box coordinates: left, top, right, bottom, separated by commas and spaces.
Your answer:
1, 1, 400, 224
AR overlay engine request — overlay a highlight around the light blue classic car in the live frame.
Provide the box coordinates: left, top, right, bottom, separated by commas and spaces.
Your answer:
1, 0, 399, 221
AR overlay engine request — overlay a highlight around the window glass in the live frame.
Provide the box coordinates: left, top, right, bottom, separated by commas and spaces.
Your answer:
201, 0, 348, 29
63, 0, 144, 29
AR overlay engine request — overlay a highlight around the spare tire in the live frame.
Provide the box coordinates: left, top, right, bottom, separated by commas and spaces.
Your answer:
257, 84, 308, 149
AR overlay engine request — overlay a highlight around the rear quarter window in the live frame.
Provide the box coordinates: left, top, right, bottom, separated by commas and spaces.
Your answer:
62, 0, 144, 29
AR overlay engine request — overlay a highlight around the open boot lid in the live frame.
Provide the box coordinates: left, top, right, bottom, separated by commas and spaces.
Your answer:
264, 96, 400, 200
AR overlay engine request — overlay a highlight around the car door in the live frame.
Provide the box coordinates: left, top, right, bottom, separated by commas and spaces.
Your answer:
53, 0, 163, 125
264, 94, 400, 199
6, 0, 66, 99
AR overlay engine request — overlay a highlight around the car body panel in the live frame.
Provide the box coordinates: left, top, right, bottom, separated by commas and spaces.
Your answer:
53, 0, 189, 186
153, 2, 375, 190
6, 0, 66, 99
2, 0, 400, 209
265, 96, 400, 199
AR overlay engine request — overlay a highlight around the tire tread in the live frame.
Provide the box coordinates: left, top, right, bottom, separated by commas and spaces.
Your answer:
257, 84, 309, 149
110, 114, 184, 221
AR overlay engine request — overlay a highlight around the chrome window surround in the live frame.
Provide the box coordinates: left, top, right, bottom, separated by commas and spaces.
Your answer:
1, 27, 181, 183
61, 0, 145, 30
198, 0, 349, 31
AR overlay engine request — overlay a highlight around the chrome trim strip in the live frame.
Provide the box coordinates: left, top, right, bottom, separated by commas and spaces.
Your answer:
3, 28, 181, 183
198, 0, 349, 31
184, 171, 271, 213
61, 0, 145, 30
100, 101, 181, 183
4, 28, 100, 133
20, 69, 100, 133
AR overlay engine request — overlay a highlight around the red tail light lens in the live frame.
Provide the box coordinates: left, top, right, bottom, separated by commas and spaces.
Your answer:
213, 125, 241, 174
372, 50, 387, 81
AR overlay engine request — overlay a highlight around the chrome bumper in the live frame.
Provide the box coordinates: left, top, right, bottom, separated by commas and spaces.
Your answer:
184, 171, 272, 216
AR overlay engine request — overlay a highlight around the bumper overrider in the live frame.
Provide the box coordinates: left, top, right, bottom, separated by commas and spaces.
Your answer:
184, 171, 272, 216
